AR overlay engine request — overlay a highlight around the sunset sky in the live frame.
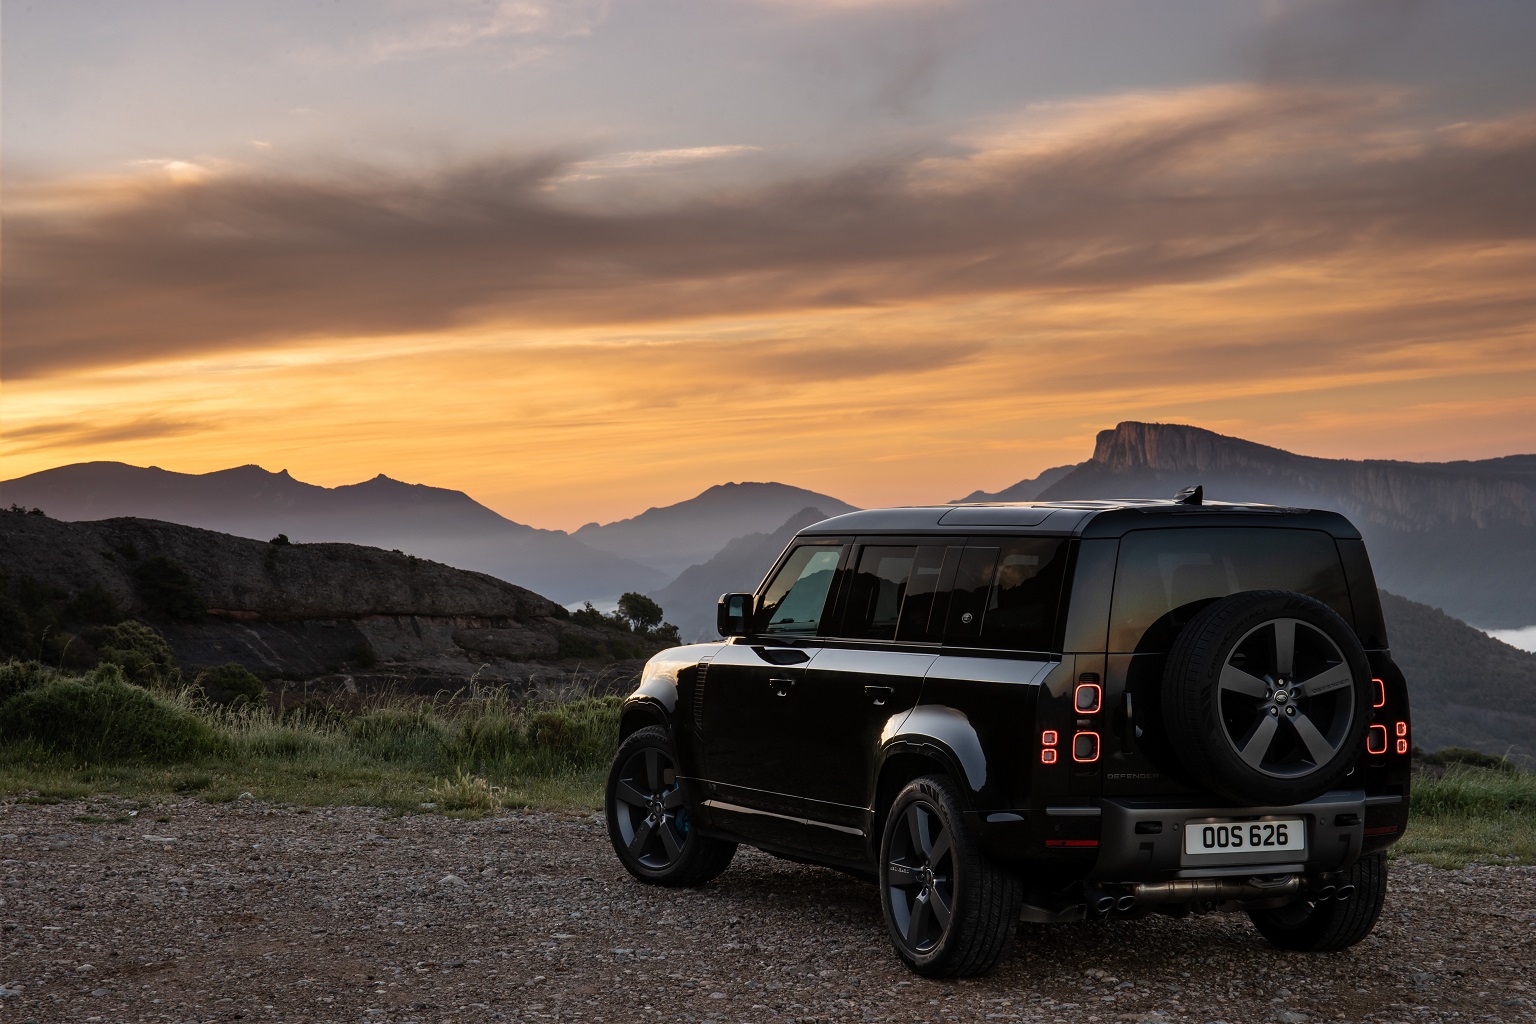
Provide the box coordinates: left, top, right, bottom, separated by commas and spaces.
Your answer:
4, 0, 1535, 529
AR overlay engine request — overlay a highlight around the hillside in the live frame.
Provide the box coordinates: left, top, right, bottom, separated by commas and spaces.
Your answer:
0, 510, 670, 693
575, 482, 857, 578
955, 464, 1077, 503
1021, 422, 1536, 628
1380, 591, 1536, 766
649, 507, 834, 642
1, 462, 665, 604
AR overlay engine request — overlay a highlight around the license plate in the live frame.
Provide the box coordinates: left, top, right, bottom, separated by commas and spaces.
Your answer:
1184, 818, 1306, 857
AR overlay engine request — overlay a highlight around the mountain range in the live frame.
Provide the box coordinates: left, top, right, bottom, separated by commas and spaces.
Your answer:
975, 422, 1536, 629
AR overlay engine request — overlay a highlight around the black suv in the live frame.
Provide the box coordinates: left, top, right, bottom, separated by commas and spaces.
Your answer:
604, 496, 1410, 976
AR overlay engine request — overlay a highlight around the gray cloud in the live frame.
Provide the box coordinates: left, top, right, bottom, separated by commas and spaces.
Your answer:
1, 416, 209, 453
4, 86, 1534, 380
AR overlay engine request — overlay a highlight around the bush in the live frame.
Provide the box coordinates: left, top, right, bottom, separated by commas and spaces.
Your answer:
196, 663, 266, 708
0, 660, 57, 704
96, 620, 178, 688
0, 664, 220, 762
133, 555, 205, 622
349, 707, 447, 763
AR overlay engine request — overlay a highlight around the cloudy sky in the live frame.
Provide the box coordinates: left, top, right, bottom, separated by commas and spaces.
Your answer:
4, 0, 1535, 528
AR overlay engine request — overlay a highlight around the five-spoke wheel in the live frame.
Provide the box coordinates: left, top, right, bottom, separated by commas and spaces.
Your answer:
879, 775, 1021, 977
605, 725, 736, 887
1162, 590, 1372, 805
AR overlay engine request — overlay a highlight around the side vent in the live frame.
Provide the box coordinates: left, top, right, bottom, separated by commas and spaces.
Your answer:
692, 658, 713, 730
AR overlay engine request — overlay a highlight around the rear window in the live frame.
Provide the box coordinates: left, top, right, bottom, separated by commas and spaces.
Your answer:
1109, 527, 1350, 652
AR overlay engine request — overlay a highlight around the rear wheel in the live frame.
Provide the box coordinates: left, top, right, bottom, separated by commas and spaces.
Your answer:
879, 775, 1022, 977
605, 725, 736, 887
1248, 852, 1388, 951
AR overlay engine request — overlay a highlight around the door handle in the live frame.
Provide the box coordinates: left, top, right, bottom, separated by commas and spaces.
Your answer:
768, 677, 795, 697
864, 685, 894, 706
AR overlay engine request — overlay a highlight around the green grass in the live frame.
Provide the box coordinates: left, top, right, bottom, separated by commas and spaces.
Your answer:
0, 662, 618, 815
1395, 764, 1536, 868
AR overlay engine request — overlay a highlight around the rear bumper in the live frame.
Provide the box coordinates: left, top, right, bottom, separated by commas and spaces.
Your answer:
1087, 790, 1376, 881
972, 788, 1407, 882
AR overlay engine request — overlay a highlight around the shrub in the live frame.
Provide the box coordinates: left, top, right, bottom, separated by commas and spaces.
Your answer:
348, 639, 378, 669
1417, 747, 1518, 773
133, 555, 205, 622
196, 663, 266, 708
0, 660, 57, 704
349, 707, 447, 762
96, 620, 178, 688
269, 534, 291, 546
0, 664, 220, 762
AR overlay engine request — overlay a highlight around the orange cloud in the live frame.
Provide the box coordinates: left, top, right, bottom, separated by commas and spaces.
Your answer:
3, 85, 1533, 526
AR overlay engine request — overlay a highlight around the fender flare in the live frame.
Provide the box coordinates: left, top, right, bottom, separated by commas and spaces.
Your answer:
878, 704, 987, 796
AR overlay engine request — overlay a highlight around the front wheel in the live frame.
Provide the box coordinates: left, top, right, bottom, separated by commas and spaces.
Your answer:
1247, 851, 1388, 951
880, 775, 1023, 977
605, 725, 736, 887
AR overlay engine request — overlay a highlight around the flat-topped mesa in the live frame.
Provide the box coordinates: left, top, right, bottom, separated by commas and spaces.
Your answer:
1090, 422, 1300, 474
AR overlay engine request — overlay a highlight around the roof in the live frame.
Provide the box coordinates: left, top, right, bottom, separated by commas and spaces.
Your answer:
795, 499, 1363, 541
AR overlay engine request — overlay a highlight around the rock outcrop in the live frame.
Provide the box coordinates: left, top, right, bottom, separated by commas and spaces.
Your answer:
0, 512, 663, 693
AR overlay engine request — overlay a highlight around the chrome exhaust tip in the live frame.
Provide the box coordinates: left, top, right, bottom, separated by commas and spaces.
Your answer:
1335, 884, 1356, 902
1315, 885, 1336, 901
1115, 895, 1136, 912
1094, 895, 1117, 913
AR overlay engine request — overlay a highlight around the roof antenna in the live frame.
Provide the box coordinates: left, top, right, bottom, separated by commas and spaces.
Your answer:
1173, 484, 1203, 506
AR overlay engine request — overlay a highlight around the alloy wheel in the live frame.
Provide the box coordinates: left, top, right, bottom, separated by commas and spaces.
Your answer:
885, 801, 955, 954
1217, 617, 1357, 779
611, 745, 689, 869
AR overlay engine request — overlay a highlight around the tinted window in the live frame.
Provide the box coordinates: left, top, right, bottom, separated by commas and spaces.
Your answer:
838, 546, 917, 641
896, 545, 961, 643
1109, 528, 1350, 652
941, 539, 1069, 651
978, 539, 1070, 651
756, 544, 846, 636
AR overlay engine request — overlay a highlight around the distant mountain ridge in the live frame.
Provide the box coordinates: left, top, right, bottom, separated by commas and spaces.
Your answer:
1, 462, 664, 605
575, 481, 857, 577
1007, 422, 1536, 628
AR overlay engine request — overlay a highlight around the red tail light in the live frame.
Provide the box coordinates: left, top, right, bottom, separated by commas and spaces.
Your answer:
1372, 677, 1386, 708
1041, 730, 1058, 747
1041, 749, 1058, 764
1366, 725, 1389, 755
1072, 731, 1100, 763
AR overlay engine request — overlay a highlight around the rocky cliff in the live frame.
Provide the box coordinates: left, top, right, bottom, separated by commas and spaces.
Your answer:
0, 512, 665, 693
1034, 422, 1536, 627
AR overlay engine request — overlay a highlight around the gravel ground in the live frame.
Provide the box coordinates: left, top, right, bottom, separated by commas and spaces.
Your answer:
2, 798, 1533, 1024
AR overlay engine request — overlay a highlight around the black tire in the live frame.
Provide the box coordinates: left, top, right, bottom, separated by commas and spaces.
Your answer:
1248, 851, 1388, 951
605, 725, 736, 887
879, 775, 1023, 978
1162, 590, 1372, 805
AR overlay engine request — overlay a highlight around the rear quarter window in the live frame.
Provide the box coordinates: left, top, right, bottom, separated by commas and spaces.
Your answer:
1109, 527, 1351, 653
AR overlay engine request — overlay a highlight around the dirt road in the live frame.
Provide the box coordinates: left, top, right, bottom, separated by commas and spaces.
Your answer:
2, 798, 1532, 1023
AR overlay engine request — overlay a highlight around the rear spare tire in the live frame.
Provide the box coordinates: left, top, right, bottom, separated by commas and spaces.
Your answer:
1161, 590, 1371, 805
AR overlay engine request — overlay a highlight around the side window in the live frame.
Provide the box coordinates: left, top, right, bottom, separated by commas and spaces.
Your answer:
755, 544, 846, 636
978, 538, 1070, 651
895, 544, 961, 643
944, 546, 999, 639
837, 545, 917, 641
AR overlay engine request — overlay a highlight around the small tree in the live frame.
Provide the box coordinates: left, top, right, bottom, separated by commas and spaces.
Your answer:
133, 555, 205, 622
95, 620, 178, 688
196, 664, 265, 708
617, 592, 665, 634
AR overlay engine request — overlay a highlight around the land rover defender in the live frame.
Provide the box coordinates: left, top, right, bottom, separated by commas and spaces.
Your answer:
604, 495, 1411, 976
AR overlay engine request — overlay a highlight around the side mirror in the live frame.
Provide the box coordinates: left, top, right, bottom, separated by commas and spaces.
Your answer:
717, 592, 755, 638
